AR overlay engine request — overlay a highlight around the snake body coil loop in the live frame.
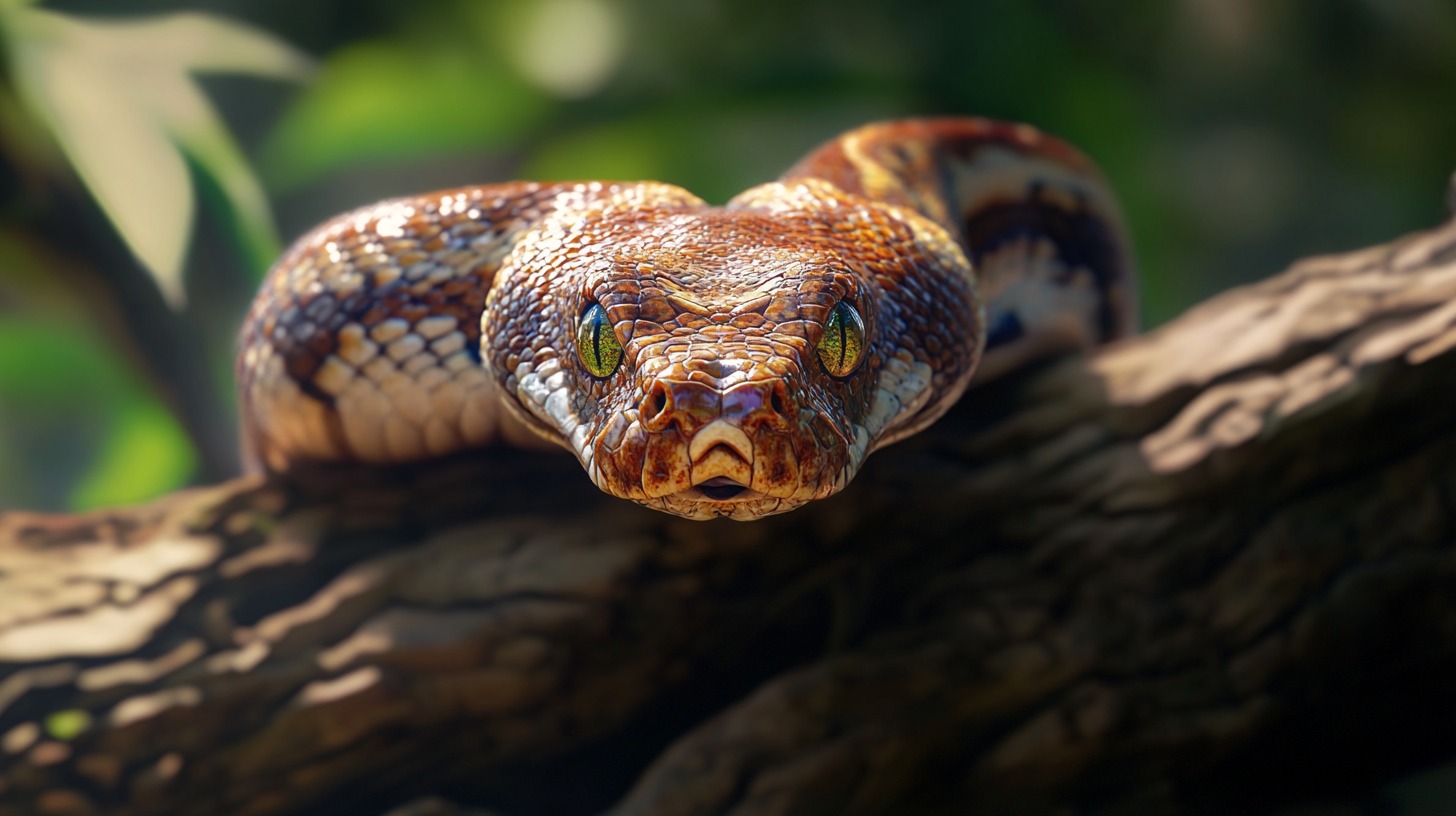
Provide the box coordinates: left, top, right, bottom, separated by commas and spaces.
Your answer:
238, 118, 1135, 520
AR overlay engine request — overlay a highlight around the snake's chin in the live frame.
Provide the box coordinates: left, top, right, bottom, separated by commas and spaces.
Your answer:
640, 471, 849, 521
647, 489, 816, 521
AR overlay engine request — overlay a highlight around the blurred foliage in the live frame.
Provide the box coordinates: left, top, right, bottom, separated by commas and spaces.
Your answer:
0, 318, 193, 509
0, 1, 310, 509
42, 708, 90, 741
2, 2, 310, 301
0, 0, 1454, 512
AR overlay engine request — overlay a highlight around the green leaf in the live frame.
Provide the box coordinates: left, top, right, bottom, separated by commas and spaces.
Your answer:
2, 8, 311, 305
150, 72, 282, 278
76, 12, 313, 81
10, 21, 195, 305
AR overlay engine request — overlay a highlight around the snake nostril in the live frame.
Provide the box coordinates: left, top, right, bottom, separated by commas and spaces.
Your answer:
770, 386, 787, 418
642, 381, 671, 426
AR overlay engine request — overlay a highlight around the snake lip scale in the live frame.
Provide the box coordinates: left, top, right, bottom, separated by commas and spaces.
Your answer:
238, 117, 1135, 521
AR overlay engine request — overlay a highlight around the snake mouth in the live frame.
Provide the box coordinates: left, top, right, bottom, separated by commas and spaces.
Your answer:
693, 476, 752, 501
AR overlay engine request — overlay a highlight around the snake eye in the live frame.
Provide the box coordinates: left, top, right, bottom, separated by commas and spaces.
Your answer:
577, 302, 623, 378
816, 300, 866, 378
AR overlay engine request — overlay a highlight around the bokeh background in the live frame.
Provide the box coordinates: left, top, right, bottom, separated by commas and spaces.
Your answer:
0, 0, 1453, 511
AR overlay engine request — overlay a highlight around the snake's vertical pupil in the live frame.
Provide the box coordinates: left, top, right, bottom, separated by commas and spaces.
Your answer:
591, 307, 604, 362
836, 307, 849, 369
816, 301, 866, 378
577, 303, 623, 378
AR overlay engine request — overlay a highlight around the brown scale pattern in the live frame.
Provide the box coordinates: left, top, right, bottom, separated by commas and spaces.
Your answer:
238, 119, 1135, 520
783, 117, 1137, 352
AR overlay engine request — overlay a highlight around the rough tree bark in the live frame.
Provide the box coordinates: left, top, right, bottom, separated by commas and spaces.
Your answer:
4, 182, 1456, 816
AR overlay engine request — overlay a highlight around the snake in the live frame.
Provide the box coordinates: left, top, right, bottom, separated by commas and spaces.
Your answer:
238, 118, 1135, 521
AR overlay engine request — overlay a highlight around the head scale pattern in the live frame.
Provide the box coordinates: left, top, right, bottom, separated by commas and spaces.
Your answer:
482, 179, 982, 520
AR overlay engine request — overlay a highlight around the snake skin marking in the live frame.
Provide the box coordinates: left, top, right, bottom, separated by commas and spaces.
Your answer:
239, 118, 1135, 520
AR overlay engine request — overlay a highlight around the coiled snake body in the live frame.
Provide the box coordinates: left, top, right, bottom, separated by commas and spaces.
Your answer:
239, 118, 1135, 520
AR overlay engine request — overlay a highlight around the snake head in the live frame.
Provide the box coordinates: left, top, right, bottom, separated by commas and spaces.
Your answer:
483, 180, 982, 521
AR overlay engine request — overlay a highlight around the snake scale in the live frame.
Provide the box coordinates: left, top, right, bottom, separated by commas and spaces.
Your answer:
238, 118, 1135, 520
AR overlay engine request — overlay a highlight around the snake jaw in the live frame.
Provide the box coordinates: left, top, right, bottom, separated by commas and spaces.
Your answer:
694, 479, 751, 501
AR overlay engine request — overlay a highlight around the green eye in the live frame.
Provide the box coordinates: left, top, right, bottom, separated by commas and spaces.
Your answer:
817, 300, 866, 378
577, 303, 623, 378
